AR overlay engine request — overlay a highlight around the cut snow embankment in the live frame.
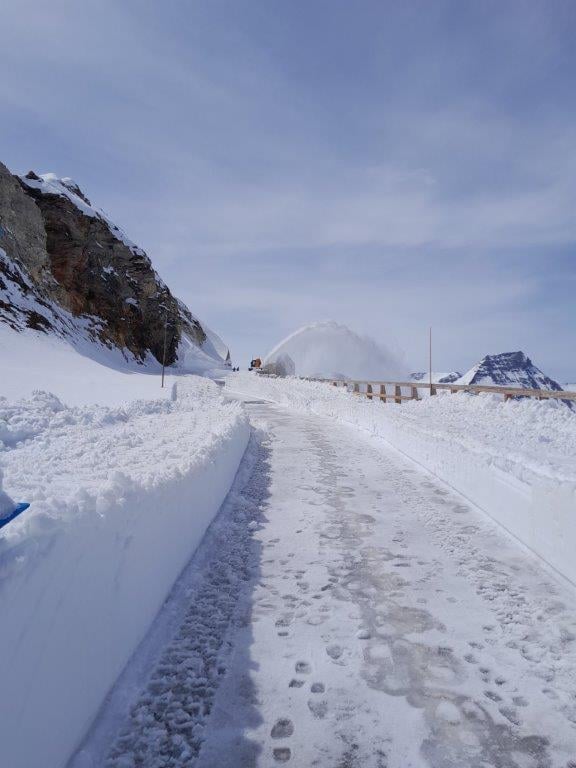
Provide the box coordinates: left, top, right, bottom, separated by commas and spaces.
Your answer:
0, 377, 249, 768
229, 373, 576, 585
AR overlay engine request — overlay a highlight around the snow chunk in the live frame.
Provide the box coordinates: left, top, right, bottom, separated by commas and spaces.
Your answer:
0, 468, 15, 519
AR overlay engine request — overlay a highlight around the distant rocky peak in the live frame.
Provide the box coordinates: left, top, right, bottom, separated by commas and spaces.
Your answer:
410, 371, 462, 384
458, 351, 563, 391
23, 172, 98, 219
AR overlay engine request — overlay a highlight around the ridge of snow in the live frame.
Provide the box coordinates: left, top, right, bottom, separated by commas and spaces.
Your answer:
201, 322, 230, 362
0, 377, 250, 768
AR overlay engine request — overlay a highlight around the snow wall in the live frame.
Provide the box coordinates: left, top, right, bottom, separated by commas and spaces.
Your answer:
234, 374, 576, 587
372, 412, 576, 588
0, 382, 250, 768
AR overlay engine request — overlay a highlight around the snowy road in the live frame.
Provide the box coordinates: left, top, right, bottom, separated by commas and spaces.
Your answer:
83, 396, 576, 768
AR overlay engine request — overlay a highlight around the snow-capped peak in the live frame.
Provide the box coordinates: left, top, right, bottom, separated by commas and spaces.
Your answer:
20, 171, 146, 257
457, 351, 563, 391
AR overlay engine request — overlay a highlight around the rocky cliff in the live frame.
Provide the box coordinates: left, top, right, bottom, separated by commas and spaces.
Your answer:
0, 162, 226, 369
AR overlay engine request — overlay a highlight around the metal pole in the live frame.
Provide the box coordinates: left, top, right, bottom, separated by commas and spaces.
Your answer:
161, 311, 168, 388
429, 326, 432, 392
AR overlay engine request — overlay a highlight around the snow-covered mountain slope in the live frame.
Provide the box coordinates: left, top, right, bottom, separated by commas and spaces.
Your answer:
0, 322, 174, 405
410, 371, 462, 384
457, 351, 563, 391
0, 161, 229, 376
264, 320, 406, 380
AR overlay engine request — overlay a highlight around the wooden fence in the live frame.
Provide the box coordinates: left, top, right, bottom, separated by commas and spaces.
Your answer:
309, 378, 576, 404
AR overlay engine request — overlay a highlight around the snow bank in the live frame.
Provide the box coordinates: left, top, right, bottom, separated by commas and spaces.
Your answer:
230, 373, 576, 584
264, 320, 406, 380
0, 323, 179, 406
0, 377, 250, 768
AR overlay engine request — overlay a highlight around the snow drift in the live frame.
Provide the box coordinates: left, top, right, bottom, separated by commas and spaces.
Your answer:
0, 378, 250, 768
264, 321, 405, 380
230, 373, 576, 586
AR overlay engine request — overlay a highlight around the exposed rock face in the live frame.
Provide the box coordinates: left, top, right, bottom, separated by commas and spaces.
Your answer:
458, 351, 563, 391
0, 164, 49, 285
0, 162, 216, 367
0, 163, 65, 333
410, 371, 462, 384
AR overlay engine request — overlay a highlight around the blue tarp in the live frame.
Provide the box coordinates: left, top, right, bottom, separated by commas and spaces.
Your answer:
0, 502, 30, 530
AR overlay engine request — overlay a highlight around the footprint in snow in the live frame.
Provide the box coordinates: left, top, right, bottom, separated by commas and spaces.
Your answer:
271, 719, 294, 739
295, 661, 311, 674
326, 644, 343, 660
484, 690, 502, 702
308, 699, 328, 719
273, 747, 291, 762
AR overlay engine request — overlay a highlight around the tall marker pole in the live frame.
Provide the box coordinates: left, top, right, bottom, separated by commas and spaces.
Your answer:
429, 326, 432, 392
161, 311, 168, 388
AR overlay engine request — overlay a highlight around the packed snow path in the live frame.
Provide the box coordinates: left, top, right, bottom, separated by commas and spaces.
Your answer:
94, 397, 576, 768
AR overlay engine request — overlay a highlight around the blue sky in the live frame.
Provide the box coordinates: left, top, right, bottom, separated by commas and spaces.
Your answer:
1, 0, 575, 378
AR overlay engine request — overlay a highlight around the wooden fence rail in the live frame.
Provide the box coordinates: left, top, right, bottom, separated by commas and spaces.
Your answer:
307, 378, 576, 404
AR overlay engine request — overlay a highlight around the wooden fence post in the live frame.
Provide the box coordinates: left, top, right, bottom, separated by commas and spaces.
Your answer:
313, 376, 576, 406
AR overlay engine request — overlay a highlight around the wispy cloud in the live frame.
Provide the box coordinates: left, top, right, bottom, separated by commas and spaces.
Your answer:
1, 0, 575, 378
